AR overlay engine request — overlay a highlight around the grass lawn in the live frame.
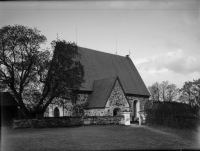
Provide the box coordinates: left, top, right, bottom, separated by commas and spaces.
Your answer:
1, 124, 200, 150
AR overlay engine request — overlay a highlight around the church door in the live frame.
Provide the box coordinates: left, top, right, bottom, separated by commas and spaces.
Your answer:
113, 108, 121, 116
54, 107, 60, 117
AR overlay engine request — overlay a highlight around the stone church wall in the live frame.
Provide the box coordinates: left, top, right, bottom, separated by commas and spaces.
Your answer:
104, 80, 130, 115
45, 80, 148, 118
46, 94, 89, 117
84, 109, 105, 116
127, 96, 148, 118
84, 80, 130, 116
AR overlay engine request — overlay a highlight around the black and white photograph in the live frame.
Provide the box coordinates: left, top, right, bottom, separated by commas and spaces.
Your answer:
1, 0, 200, 150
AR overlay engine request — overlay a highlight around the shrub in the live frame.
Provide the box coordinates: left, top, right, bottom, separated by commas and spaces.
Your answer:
145, 101, 200, 130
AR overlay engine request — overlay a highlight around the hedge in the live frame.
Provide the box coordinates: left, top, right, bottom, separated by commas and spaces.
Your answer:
145, 101, 200, 130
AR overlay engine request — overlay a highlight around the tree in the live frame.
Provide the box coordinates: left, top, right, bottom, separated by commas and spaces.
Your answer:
180, 79, 200, 107
160, 81, 169, 102
191, 79, 200, 107
148, 81, 179, 102
166, 84, 179, 102
0, 25, 84, 117
148, 82, 160, 102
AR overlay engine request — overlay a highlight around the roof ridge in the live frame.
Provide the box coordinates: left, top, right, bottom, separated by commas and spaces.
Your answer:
78, 46, 127, 58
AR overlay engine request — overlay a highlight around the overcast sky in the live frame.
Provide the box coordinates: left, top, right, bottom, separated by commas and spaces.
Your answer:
0, 0, 200, 88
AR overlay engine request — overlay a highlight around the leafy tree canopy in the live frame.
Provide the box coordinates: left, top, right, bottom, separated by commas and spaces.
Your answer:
180, 79, 200, 107
148, 81, 179, 103
0, 25, 84, 117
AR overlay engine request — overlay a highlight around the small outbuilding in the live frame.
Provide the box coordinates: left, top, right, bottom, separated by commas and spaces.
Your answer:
1, 92, 19, 126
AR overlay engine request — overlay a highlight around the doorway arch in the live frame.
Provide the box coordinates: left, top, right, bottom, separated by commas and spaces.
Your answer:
113, 108, 121, 116
54, 107, 60, 117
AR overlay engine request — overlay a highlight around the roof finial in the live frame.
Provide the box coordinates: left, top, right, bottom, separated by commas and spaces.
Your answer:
126, 50, 131, 58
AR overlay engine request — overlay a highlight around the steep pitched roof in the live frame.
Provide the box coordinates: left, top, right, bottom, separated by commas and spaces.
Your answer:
85, 77, 117, 109
78, 47, 150, 96
0, 92, 18, 106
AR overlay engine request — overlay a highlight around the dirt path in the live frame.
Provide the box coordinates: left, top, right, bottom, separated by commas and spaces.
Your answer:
131, 124, 178, 137
130, 123, 200, 149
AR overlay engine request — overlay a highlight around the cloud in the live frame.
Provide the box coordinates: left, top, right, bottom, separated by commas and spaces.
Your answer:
135, 49, 200, 74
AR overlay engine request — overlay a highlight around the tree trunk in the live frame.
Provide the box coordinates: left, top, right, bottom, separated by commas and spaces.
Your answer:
11, 88, 31, 118
17, 102, 32, 118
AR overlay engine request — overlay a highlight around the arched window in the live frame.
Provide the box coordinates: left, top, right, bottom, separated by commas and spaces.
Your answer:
113, 108, 121, 116
54, 107, 60, 117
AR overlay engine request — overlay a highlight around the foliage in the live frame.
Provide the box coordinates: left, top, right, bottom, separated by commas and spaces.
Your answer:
146, 79, 200, 130
0, 25, 84, 117
145, 101, 200, 130
148, 81, 179, 102
148, 82, 160, 102
180, 79, 200, 107
0, 25, 47, 116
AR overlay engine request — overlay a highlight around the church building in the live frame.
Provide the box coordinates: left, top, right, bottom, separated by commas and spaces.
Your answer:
47, 47, 150, 120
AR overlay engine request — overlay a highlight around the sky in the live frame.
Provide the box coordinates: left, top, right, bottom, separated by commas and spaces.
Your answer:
0, 0, 200, 88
